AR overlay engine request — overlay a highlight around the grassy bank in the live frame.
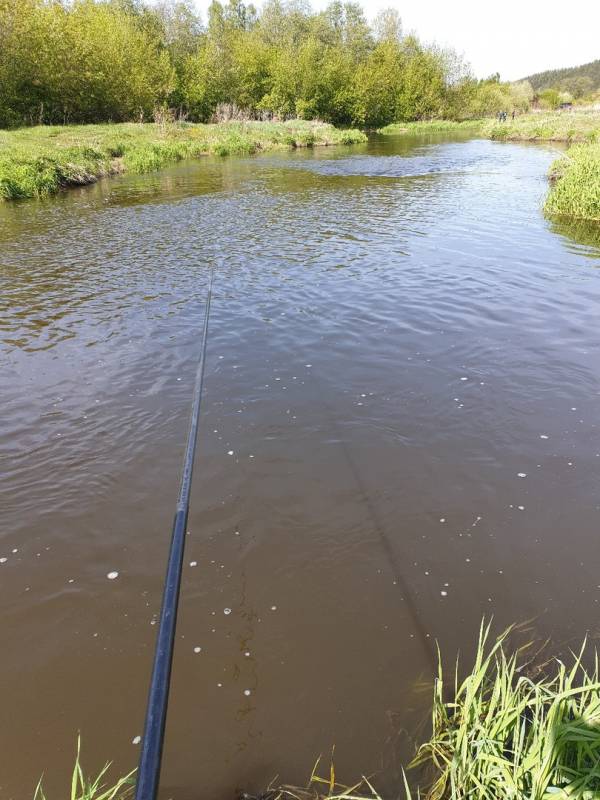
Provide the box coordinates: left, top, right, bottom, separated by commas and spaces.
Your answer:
378, 120, 485, 135
269, 622, 600, 800
482, 111, 600, 143
478, 113, 600, 223
0, 120, 366, 200
405, 622, 600, 800
545, 143, 600, 221
379, 112, 600, 143
379, 112, 600, 224
484, 112, 600, 222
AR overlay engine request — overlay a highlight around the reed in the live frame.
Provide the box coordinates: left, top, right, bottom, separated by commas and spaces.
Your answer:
33, 739, 134, 800
270, 622, 600, 800
405, 620, 600, 800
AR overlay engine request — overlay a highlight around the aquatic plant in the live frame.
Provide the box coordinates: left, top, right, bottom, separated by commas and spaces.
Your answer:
33, 739, 134, 800
405, 620, 600, 800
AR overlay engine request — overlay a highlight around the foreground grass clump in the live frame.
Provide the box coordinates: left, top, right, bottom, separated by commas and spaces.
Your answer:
545, 143, 600, 222
0, 120, 366, 200
378, 120, 485, 135
34, 739, 134, 800
407, 621, 600, 800
482, 111, 600, 143
35, 622, 600, 800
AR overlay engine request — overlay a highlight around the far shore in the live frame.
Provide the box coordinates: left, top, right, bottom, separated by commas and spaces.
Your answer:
0, 120, 367, 201
379, 112, 600, 222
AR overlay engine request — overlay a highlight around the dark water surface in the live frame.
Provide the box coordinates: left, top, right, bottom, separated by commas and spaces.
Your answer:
2, 133, 600, 799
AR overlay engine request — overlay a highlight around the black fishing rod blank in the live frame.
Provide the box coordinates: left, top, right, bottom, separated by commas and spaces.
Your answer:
135, 267, 214, 800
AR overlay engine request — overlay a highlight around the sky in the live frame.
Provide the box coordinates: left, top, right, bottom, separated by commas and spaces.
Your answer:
189, 0, 600, 81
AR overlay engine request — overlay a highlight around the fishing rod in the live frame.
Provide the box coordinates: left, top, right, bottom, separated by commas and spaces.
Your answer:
134, 266, 214, 800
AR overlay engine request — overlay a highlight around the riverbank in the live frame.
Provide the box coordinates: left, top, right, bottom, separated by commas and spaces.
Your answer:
380, 112, 600, 223
378, 120, 485, 135
483, 113, 600, 221
545, 143, 600, 221
0, 120, 366, 200
482, 111, 600, 143
379, 111, 600, 143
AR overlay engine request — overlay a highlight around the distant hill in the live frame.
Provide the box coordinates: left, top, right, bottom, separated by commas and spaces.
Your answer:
522, 59, 600, 93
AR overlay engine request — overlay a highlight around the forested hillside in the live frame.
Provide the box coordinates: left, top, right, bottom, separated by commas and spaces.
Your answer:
523, 59, 600, 97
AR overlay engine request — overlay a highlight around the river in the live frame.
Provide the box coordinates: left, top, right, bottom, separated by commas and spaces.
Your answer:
1, 132, 600, 799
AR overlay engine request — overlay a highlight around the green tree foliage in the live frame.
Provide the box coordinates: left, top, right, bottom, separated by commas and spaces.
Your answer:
523, 59, 600, 94
539, 87, 562, 110
0, 0, 175, 126
0, 0, 531, 129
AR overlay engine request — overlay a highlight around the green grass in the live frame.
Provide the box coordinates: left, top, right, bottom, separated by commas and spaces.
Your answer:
378, 120, 486, 135
34, 739, 134, 800
0, 120, 367, 200
405, 620, 600, 800
265, 621, 600, 800
482, 111, 600, 143
545, 143, 600, 222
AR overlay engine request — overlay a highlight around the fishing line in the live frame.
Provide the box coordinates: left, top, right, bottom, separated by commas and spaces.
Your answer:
135, 264, 214, 800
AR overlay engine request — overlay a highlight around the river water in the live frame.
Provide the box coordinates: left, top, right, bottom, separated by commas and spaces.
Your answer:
1, 133, 600, 799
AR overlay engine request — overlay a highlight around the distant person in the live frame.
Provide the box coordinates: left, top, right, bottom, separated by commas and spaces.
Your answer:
512, 110, 515, 121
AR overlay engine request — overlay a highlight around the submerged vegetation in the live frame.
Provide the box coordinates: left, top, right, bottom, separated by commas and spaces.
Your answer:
0, 120, 366, 200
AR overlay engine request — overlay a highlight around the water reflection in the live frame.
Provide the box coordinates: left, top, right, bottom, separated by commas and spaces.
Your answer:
1, 133, 600, 800
549, 215, 600, 258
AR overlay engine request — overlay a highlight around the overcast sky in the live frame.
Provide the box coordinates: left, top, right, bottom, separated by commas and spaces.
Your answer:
189, 0, 599, 81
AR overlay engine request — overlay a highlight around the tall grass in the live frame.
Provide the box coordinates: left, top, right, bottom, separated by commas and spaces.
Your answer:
406, 620, 600, 800
545, 143, 600, 222
33, 739, 134, 800
0, 120, 367, 200
482, 112, 600, 143
378, 120, 485, 135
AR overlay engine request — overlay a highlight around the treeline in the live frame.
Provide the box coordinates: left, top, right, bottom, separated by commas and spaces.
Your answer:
0, 0, 533, 130
523, 59, 600, 97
